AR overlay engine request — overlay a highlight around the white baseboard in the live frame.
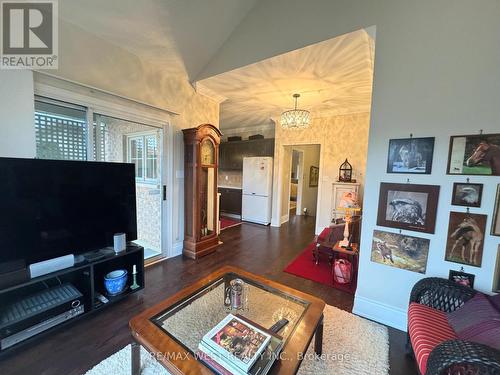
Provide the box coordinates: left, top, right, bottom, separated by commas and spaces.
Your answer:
353, 295, 408, 332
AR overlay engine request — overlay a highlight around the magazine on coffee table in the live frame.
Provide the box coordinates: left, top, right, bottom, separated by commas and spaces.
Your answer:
199, 314, 272, 373
198, 334, 283, 375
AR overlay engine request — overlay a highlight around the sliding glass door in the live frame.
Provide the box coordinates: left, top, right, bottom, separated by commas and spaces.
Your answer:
34, 97, 166, 261
93, 114, 164, 260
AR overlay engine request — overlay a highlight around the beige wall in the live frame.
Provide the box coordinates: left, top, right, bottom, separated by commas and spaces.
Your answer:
272, 112, 370, 233
0, 71, 36, 158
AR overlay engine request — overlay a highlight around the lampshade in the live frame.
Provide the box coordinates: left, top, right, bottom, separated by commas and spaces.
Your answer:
280, 94, 310, 130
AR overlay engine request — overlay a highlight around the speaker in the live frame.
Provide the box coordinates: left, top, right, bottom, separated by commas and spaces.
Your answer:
113, 233, 126, 253
29, 254, 75, 279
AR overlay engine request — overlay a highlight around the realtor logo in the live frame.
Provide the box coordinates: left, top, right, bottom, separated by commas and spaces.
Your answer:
1, 0, 58, 69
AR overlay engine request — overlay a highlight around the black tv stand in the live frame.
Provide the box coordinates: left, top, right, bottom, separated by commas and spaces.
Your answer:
0, 244, 144, 355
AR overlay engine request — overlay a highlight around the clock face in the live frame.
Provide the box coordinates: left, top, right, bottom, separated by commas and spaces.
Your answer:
201, 139, 214, 165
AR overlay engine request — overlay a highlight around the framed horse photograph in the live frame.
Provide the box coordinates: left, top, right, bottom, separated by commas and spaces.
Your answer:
445, 212, 487, 267
447, 133, 500, 175
387, 137, 435, 174
377, 183, 440, 234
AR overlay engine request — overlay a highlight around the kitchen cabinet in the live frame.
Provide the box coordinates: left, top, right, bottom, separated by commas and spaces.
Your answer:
218, 187, 242, 215
219, 138, 274, 170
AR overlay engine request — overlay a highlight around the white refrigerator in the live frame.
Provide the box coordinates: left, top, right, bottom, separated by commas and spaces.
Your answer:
242, 157, 273, 225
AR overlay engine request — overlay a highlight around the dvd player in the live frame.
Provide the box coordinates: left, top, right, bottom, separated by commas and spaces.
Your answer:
0, 283, 83, 340
0, 305, 84, 350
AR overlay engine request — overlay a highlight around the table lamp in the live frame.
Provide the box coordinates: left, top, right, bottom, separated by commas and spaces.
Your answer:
337, 192, 361, 249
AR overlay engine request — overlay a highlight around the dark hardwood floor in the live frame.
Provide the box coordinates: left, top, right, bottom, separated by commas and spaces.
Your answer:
0, 215, 417, 375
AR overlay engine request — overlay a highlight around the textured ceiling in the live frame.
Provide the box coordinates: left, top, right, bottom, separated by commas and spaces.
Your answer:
197, 29, 375, 129
58, 0, 258, 80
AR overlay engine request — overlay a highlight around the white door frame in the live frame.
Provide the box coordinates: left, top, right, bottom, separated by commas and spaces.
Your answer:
294, 149, 305, 215
272, 142, 324, 235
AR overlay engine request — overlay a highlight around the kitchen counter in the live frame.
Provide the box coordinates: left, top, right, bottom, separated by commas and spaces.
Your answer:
218, 185, 242, 190
218, 187, 242, 215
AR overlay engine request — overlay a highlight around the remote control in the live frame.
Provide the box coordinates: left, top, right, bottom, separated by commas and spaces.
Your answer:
269, 318, 289, 333
95, 293, 109, 304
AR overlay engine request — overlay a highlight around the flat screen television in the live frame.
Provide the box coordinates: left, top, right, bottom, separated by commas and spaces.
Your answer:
0, 157, 137, 267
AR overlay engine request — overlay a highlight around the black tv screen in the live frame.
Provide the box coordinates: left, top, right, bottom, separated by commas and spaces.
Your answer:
0, 158, 137, 265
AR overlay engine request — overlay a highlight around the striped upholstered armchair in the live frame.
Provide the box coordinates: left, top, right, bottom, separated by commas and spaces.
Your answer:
407, 277, 500, 374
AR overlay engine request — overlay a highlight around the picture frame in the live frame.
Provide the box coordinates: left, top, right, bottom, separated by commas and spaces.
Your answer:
377, 183, 440, 233
447, 133, 500, 176
309, 166, 319, 187
371, 230, 430, 274
387, 137, 435, 174
445, 211, 487, 267
492, 184, 500, 236
449, 269, 475, 289
451, 182, 483, 207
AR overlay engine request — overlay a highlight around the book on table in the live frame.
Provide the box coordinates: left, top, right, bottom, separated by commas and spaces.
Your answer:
197, 314, 284, 375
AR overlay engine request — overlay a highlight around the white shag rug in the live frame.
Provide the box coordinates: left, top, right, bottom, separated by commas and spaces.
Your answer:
84, 305, 389, 375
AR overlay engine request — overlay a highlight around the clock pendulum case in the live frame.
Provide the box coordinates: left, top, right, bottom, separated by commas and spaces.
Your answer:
182, 124, 222, 259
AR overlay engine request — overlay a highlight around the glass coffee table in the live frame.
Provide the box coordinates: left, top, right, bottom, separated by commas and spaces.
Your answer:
129, 266, 325, 374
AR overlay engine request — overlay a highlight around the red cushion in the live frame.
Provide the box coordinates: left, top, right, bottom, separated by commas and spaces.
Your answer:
408, 303, 458, 374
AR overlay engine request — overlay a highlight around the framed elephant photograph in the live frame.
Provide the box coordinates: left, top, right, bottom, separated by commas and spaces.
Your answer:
447, 133, 500, 176
445, 212, 487, 267
376, 183, 440, 233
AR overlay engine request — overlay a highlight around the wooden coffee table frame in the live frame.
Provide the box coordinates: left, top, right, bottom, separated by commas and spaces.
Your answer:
129, 266, 325, 375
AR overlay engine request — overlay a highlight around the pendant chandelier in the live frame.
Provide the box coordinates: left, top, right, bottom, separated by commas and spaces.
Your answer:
280, 93, 310, 130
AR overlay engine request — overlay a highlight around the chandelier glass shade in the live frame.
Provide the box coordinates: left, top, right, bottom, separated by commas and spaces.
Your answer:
280, 94, 310, 130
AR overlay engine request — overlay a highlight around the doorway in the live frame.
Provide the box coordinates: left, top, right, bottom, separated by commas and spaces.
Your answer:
289, 149, 303, 216
282, 144, 320, 225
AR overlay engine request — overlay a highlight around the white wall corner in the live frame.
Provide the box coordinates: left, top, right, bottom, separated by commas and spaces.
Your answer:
353, 295, 408, 332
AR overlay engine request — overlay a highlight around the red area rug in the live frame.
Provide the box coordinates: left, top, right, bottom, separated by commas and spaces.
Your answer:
284, 241, 356, 294
220, 217, 241, 230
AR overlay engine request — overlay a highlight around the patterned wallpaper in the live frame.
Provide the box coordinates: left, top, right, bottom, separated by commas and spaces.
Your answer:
273, 112, 370, 232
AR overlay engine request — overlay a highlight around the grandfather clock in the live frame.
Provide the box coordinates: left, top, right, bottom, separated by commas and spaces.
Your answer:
182, 124, 222, 259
